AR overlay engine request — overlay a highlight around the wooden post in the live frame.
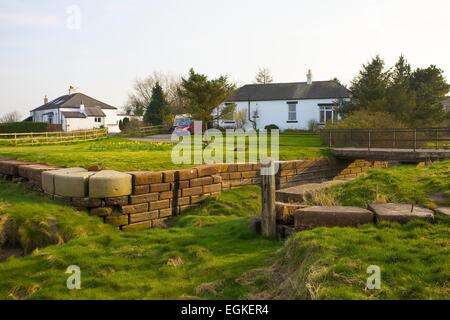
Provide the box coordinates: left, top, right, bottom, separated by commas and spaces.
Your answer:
329, 130, 332, 148
393, 129, 396, 149
261, 159, 276, 239
414, 129, 417, 152
14, 133, 17, 146
436, 128, 439, 150
368, 130, 371, 151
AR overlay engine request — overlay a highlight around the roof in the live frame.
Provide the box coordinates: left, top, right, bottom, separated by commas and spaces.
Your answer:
31, 92, 117, 112
61, 111, 87, 119
442, 98, 450, 110
84, 106, 106, 117
226, 81, 351, 102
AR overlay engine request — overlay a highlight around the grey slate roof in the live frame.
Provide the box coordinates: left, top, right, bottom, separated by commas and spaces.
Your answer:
61, 111, 87, 119
226, 81, 351, 102
84, 106, 106, 117
31, 92, 117, 112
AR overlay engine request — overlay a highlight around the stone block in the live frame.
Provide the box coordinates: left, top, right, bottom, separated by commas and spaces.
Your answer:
121, 221, 152, 231
149, 182, 171, 193
105, 196, 129, 206
191, 194, 210, 204
435, 207, 450, 216
152, 218, 169, 229
241, 171, 258, 179
196, 164, 220, 177
54, 171, 94, 197
133, 185, 150, 195
178, 168, 198, 180
71, 197, 103, 208
212, 175, 222, 183
129, 193, 158, 205
203, 183, 221, 193
128, 171, 162, 185
276, 202, 307, 225
0, 159, 33, 176
159, 208, 173, 218
18, 164, 57, 184
190, 177, 213, 187
129, 211, 159, 224
42, 167, 88, 195
89, 170, 132, 198
149, 200, 170, 210
295, 206, 374, 231
182, 186, 203, 197
120, 203, 149, 214
368, 203, 434, 223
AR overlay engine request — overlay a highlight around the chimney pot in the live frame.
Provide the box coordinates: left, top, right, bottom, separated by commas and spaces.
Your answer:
307, 70, 313, 85
44, 95, 49, 104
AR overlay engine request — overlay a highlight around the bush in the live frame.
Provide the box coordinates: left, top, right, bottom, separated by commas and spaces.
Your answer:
264, 124, 279, 131
327, 111, 407, 129
307, 119, 320, 131
0, 122, 49, 133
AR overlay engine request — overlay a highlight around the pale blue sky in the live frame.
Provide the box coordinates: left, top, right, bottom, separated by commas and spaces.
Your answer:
1, 0, 449, 118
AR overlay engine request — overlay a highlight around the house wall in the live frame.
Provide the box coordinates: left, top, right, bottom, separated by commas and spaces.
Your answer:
218, 98, 343, 130
103, 109, 120, 133
64, 116, 104, 131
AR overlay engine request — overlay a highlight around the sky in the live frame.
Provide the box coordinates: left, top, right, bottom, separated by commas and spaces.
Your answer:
0, 0, 449, 118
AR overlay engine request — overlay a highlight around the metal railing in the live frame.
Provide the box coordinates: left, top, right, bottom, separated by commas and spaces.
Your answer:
0, 127, 109, 146
320, 128, 450, 151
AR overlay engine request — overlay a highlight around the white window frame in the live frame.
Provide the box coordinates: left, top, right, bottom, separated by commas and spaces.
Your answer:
287, 102, 297, 122
319, 105, 338, 124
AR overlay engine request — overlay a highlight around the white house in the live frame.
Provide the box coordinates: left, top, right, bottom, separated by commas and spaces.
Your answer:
217, 71, 351, 130
30, 90, 121, 133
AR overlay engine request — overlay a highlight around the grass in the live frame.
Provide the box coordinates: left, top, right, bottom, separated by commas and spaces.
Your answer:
0, 134, 327, 171
0, 161, 449, 300
324, 161, 450, 208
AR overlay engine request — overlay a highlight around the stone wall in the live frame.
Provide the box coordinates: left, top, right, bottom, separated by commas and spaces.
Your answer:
0, 158, 388, 231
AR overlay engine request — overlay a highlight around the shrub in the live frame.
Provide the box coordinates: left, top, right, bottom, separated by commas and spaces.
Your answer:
0, 122, 49, 133
264, 124, 279, 131
327, 110, 407, 129
307, 119, 320, 131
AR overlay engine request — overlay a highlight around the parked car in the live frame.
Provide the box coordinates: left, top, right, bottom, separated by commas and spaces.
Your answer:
173, 120, 194, 135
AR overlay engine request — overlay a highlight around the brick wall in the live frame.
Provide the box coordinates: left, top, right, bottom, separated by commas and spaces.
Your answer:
0, 158, 388, 231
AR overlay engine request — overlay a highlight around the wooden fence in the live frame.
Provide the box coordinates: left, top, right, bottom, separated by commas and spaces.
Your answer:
320, 128, 450, 151
0, 128, 109, 146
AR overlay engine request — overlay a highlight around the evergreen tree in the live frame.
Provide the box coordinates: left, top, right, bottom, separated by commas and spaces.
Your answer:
409, 65, 450, 127
339, 56, 390, 116
178, 69, 236, 131
386, 55, 416, 122
143, 82, 169, 125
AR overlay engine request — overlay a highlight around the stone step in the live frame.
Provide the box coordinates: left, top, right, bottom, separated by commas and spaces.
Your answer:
368, 203, 434, 223
276, 180, 345, 203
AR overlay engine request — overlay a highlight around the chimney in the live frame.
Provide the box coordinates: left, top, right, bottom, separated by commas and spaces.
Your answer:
44, 95, 49, 104
68, 85, 76, 95
307, 69, 313, 85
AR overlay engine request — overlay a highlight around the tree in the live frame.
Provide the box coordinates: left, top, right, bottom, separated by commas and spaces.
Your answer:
409, 65, 450, 127
254, 67, 274, 84
143, 82, 169, 125
178, 69, 236, 130
339, 56, 390, 116
0, 111, 21, 123
234, 109, 248, 129
127, 72, 184, 116
386, 55, 416, 122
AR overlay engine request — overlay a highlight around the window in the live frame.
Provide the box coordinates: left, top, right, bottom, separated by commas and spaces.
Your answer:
95, 117, 102, 123
319, 105, 337, 124
47, 114, 53, 124
287, 102, 297, 122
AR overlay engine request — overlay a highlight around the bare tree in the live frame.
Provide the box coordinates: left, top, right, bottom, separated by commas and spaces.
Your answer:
235, 109, 248, 129
126, 71, 186, 116
254, 67, 274, 84
0, 111, 22, 123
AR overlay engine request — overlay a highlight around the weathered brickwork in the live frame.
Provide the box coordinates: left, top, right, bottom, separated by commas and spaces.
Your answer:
0, 157, 388, 231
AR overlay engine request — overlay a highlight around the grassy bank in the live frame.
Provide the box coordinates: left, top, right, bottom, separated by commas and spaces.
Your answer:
1, 161, 449, 300
0, 134, 327, 171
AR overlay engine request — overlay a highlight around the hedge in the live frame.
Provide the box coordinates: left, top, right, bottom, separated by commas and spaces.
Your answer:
0, 122, 50, 134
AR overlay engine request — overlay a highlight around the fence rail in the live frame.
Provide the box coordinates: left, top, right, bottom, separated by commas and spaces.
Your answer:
0, 128, 109, 146
320, 128, 450, 151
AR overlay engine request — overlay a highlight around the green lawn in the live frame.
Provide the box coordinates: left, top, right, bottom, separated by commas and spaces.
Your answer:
1, 161, 449, 300
0, 134, 327, 171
